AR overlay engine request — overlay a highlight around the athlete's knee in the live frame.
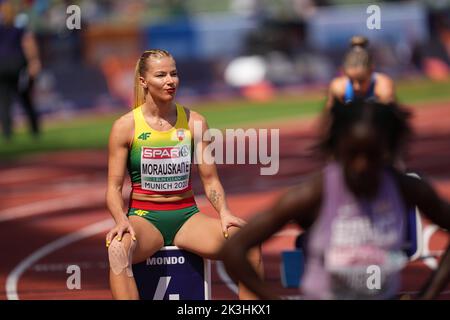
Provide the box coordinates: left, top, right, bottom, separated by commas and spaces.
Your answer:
108, 235, 137, 277
205, 227, 242, 260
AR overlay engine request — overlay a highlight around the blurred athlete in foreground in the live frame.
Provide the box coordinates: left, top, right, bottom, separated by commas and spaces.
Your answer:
221, 100, 450, 299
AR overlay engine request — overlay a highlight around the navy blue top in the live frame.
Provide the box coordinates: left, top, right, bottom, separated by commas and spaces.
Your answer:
0, 25, 25, 60
344, 73, 376, 103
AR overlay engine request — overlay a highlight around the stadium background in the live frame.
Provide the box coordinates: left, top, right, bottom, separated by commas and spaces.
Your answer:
1, 0, 450, 299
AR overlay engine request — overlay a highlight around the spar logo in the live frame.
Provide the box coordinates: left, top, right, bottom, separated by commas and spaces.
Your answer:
142, 145, 190, 159
147, 256, 186, 266
142, 146, 190, 159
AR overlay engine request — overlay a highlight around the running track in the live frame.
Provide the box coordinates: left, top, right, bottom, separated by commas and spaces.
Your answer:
1, 102, 449, 300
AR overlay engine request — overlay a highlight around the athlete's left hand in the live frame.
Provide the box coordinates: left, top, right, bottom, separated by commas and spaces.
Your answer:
219, 210, 246, 239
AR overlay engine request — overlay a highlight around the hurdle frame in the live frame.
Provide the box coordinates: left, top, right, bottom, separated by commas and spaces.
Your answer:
406, 172, 424, 261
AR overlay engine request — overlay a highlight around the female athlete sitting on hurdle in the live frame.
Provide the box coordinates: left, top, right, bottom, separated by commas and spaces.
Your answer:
220, 100, 450, 299
105, 49, 262, 300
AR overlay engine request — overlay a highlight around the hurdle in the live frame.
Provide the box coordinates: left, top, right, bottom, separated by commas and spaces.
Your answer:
280, 249, 304, 288
405, 172, 423, 261
132, 246, 211, 300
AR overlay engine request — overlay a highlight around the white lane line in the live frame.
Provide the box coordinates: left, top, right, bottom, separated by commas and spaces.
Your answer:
215, 261, 238, 295
0, 192, 106, 223
32, 261, 108, 272
6, 218, 114, 300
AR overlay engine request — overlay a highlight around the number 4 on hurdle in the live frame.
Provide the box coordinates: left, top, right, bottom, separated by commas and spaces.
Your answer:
132, 246, 211, 300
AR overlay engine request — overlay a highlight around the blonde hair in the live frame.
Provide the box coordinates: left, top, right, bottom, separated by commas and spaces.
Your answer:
133, 49, 172, 109
343, 36, 373, 70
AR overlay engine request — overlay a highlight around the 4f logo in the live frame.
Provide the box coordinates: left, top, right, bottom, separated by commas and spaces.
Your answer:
138, 132, 151, 140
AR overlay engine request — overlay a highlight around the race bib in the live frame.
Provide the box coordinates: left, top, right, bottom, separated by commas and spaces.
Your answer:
325, 213, 407, 299
325, 244, 407, 299
140, 144, 191, 192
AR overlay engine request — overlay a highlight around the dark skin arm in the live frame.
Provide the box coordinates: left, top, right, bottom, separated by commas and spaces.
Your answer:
395, 172, 450, 299
219, 173, 322, 299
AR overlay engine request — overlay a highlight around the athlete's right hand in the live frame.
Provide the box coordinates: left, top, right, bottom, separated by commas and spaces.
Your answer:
105, 220, 137, 247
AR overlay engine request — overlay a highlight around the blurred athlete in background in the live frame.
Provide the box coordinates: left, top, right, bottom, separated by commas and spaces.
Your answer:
0, 0, 41, 140
325, 36, 396, 109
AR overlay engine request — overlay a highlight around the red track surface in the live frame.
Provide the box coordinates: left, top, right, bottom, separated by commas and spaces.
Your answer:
1, 102, 449, 300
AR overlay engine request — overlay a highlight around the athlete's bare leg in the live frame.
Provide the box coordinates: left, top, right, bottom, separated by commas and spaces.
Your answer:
108, 216, 164, 300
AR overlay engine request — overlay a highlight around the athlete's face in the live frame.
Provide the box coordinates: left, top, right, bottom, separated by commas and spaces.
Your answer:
140, 56, 179, 103
0, 2, 15, 25
345, 66, 373, 97
337, 123, 385, 198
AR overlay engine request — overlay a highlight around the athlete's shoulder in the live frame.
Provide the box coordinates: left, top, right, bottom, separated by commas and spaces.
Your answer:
330, 76, 347, 87
110, 109, 134, 138
329, 76, 348, 97
374, 72, 392, 81
374, 73, 395, 102
375, 72, 394, 85
115, 109, 134, 126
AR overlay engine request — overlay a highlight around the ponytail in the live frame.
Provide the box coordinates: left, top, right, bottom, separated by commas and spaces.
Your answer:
134, 59, 146, 109
350, 35, 369, 49
343, 35, 373, 70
